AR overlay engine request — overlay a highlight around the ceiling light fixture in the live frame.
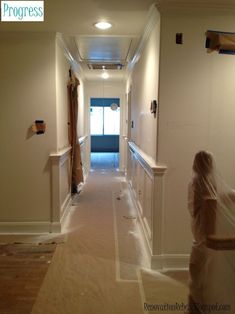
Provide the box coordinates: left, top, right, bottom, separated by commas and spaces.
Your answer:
101, 71, 109, 79
94, 21, 112, 30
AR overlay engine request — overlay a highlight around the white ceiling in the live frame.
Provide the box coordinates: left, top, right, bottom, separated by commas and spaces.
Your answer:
0, 0, 155, 35
0, 0, 155, 82
1, 0, 235, 81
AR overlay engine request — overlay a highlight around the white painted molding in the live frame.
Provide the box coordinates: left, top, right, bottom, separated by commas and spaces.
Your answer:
0, 222, 53, 234
50, 146, 72, 232
128, 171, 189, 271
126, 142, 193, 271
60, 193, 72, 219
156, 0, 235, 14
151, 254, 189, 271
128, 4, 160, 71
56, 33, 85, 81
50, 222, 61, 233
50, 146, 72, 166
128, 181, 152, 253
79, 135, 89, 180
60, 194, 72, 232
128, 141, 167, 178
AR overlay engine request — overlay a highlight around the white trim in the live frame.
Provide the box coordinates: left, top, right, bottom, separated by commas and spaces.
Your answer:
56, 33, 85, 81
126, 142, 190, 271
128, 141, 167, 178
50, 222, 61, 233
128, 4, 160, 72
156, 0, 235, 15
60, 194, 72, 226
50, 146, 72, 229
50, 146, 72, 166
128, 181, 152, 258
0, 222, 53, 234
79, 135, 89, 181
128, 173, 189, 270
60, 193, 72, 218
151, 254, 190, 271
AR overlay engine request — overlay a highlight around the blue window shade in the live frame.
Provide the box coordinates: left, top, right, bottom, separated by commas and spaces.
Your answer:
90, 98, 120, 107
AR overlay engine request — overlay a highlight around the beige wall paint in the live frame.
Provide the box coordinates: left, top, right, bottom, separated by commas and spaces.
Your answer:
56, 40, 70, 151
158, 14, 235, 254
130, 17, 161, 162
77, 79, 85, 138
0, 32, 57, 223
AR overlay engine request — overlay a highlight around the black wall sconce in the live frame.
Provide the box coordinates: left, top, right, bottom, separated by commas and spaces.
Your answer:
31, 120, 46, 135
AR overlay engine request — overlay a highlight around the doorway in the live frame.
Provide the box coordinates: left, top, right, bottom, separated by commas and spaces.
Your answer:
90, 98, 120, 169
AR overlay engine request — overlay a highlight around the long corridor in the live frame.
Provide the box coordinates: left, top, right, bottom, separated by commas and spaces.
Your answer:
31, 166, 188, 314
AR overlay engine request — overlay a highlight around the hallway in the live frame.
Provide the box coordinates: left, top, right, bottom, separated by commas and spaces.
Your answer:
31, 167, 188, 314
91, 152, 119, 169
1, 1, 235, 313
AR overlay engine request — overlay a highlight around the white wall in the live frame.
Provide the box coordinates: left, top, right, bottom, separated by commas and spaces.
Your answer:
56, 39, 70, 151
85, 80, 126, 171
77, 79, 85, 137
129, 15, 161, 162
0, 32, 57, 226
158, 13, 235, 255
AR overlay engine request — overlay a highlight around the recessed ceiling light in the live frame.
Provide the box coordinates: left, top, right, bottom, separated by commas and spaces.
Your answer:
101, 72, 109, 79
94, 21, 112, 30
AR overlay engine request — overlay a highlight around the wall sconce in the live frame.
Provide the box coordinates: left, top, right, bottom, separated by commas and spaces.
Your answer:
31, 120, 46, 135
150, 100, 158, 116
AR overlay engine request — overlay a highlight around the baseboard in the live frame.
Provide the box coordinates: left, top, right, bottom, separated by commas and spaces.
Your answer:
50, 222, 61, 233
0, 222, 53, 234
151, 254, 190, 271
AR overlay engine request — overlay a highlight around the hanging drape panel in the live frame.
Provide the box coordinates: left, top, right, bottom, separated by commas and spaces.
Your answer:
67, 73, 84, 193
206, 30, 235, 55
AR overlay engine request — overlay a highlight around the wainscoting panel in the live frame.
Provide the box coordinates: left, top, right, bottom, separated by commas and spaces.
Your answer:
126, 142, 188, 270
79, 136, 89, 181
50, 146, 72, 232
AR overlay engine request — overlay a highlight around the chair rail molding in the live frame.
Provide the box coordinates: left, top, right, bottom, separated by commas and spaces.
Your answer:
126, 141, 189, 270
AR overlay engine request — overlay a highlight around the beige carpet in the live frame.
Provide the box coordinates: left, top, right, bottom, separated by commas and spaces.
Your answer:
31, 169, 188, 314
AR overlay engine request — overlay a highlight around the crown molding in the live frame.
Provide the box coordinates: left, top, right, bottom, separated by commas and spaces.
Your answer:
156, 0, 235, 15
127, 4, 160, 72
56, 33, 86, 81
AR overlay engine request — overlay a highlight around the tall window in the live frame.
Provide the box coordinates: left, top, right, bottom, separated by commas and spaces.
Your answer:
90, 100, 120, 135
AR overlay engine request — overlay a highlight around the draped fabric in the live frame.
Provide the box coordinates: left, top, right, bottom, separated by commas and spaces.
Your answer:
188, 151, 235, 313
67, 71, 84, 193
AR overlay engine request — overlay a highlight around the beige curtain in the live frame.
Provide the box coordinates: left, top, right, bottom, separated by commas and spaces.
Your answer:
67, 70, 84, 193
